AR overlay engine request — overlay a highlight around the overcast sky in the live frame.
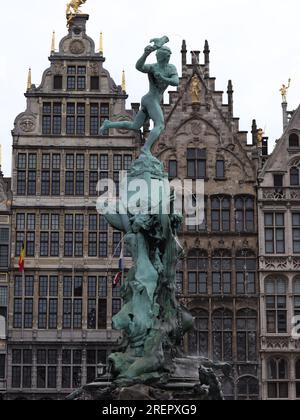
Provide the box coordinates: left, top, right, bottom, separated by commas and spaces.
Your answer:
0, 0, 299, 176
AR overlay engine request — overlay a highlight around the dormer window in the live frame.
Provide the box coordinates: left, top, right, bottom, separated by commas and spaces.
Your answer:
289, 133, 299, 148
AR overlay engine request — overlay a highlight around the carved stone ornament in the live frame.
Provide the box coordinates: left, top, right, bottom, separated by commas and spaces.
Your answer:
265, 337, 289, 350
53, 62, 65, 75
70, 40, 85, 55
89, 63, 99, 76
19, 118, 36, 133
190, 122, 202, 136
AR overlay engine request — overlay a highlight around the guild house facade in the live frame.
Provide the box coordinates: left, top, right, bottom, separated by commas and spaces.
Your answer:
6, 14, 139, 400
0, 171, 12, 399
152, 43, 265, 400
258, 103, 300, 400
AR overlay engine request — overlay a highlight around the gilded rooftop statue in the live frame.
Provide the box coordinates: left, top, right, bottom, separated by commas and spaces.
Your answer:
66, 0, 87, 27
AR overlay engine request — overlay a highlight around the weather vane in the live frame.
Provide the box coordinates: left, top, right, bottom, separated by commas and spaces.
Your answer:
280, 78, 291, 103
66, 0, 87, 27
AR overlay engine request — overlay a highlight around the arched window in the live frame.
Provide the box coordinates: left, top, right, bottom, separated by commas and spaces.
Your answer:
235, 196, 255, 233
211, 196, 231, 232
289, 133, 299, 148
212, 309, 233, 362
296, 359, 300, 399
265, 277, 287, 333
188, 309, 209, 358
290, 167, 299, 186
235, 250, 256, 295
267, 358, 289, 399
237, 376, 259, 400
212, 250, 232, 295
237, 309, 257, 362
187, 250, 208, 295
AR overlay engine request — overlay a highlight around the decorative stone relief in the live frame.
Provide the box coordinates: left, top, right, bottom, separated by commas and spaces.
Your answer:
53, 62, 65, 75
89, 63, 99, 76
260, 256, 300, 271
19, 117, 36, 133
264, 337, 289, 350
70, 40, 85, 55
263, 189, 286, 200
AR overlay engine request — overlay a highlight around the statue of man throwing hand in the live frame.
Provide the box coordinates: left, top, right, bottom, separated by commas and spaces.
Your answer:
100, 37, 179, 156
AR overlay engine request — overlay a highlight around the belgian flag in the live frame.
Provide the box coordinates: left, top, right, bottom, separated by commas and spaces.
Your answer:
18, 242, 25, 273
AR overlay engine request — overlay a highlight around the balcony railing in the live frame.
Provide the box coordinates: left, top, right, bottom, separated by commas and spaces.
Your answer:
259, 188, 300, 201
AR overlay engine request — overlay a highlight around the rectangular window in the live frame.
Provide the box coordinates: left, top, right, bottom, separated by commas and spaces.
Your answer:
274, 175, 283, 188
168, 160, 178, 179
99, 233, 108, 257
91, 76, 100, 90
265, 213, 285, 254
293, 213, 300, 254
90, 104, 99, 135
67, 76, 76, 90
42, 103, 52, 134
187, 149, 207, 179
53, 75, 63, 90
0, 355, 5, 380
216, 160, 225, 179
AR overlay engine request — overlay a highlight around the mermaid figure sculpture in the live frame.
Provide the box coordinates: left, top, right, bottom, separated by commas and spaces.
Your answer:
100, 36, 179, 156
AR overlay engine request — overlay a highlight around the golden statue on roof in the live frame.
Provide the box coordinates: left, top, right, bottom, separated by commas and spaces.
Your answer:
190, 75, 201, 104
280, 78, 291, 103
66, 0, 87, 27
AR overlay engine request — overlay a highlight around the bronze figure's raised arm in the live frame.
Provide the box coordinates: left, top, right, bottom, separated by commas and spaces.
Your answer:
100, 36, 179, 156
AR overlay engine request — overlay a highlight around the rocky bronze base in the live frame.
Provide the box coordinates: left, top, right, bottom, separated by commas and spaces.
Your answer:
67, 357, 230, 401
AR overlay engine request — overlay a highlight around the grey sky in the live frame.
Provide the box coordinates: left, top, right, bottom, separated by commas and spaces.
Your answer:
0, 0, 299, 176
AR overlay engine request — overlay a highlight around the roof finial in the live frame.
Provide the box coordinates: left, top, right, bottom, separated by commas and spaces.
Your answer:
99, 32, 104, 55
122, 70, 126, 93
51, 31, 56, 54
27, 67, 32, 91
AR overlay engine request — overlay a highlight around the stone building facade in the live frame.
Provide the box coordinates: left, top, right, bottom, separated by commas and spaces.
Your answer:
6, 12, 265, 400
6, 14, 139, 400
0, 172, 12, 399
258, 104, 300, 400
154, 44, 262, 400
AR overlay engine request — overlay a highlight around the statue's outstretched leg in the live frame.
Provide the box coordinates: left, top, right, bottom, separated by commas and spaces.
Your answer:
100, 110, 147, 135
141, 102, 165, 155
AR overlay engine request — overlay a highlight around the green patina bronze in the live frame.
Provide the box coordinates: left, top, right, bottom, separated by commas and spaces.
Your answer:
98, 38, 193, 385
100, 36, 179, 156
